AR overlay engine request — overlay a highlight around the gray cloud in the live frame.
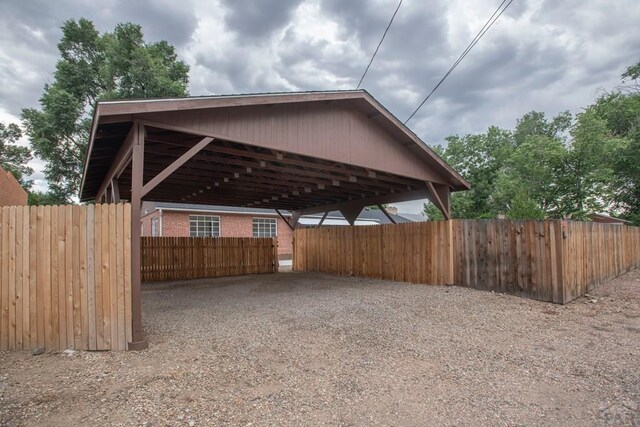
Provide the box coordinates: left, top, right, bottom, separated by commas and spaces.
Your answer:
0, 0, 197, 114
221, 0, 305, 41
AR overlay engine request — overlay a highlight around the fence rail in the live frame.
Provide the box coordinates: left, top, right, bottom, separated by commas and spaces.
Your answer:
141, 236, 278, 281
293, 219, 640, 303
0, 204, 132, 351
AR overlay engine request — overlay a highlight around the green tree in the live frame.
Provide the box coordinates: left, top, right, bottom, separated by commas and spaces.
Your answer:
423, 64, 639, 223
592, 62, 640, 224
558, 108, 620, 219
28, 191, 67, 206
0, 122, 33, 188
423, 111, 573, 220
423, 201, 445, 220
494, 134, 568, 218
22, 18, 190, 202
435, 127, 514, 219
505, 190, 545, 220
513, 110, 572, 147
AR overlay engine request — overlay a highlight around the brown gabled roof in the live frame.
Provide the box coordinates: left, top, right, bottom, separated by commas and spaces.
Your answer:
80, 90, 469, 202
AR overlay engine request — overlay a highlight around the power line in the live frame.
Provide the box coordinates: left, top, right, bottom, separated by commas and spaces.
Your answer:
404, 0, 515, 124
356, 0, 403, 89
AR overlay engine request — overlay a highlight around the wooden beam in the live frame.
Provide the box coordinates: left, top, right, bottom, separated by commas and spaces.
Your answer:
434, 183, 450, 216
299, 188, 431, 216
95, 126, 135, 201
340, 205, 364, 226
275, 209, 293, 230
316, 211, 328, 228
137, 118, 452, 186
140, 155, 393, 199
378, 204, 396, 224
141, 137, 214, 197
143, 144, 413, 192
425, 181, 451, 220
291, 211, 301, 230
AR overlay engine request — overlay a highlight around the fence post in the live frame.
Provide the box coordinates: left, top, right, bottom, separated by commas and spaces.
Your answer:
447, 219, 455, 285
292, 231, 295, 271
273, 237, 279, 272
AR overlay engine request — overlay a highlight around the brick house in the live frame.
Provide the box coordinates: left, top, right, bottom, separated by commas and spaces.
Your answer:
0, 165, 27, 206
141, 202, 412, 259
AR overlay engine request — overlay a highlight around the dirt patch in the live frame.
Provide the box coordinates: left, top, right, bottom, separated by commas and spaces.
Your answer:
2, 269, 640, 426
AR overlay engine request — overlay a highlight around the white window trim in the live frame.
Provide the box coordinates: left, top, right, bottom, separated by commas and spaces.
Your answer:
252, 217, 277, 238
189, 214, 221, 237
151, 217, 159, 237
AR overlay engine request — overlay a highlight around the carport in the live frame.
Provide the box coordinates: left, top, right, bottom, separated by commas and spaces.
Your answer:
79, 90, 470, 349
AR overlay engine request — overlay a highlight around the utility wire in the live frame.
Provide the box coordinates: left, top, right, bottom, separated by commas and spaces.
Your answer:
404, 0, 515, 124
356, 0, 403, 89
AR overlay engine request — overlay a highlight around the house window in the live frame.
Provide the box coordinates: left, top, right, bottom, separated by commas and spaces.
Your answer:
189, 215, 220, 237
253, 218, 277, 237
151, 217, 159, 237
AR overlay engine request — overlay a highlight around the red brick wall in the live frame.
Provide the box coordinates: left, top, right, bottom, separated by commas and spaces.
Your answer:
0, 166, 27, 206
140, 209, 293, 257
160, 211, 191, 236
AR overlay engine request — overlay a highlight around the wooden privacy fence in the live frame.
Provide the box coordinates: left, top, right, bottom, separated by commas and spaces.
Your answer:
561, 221, 640, 301
293, 220, 640, 304
293, 222, 453, 285
0, 204, 132, 351
141, 236, 278, 281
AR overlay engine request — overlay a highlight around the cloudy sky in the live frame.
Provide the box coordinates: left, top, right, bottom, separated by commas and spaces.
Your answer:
1, 0, 639, 213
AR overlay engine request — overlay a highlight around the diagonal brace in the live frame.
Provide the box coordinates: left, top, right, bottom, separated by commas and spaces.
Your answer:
377, 204, 396, 224
426, 181, 451, 220
141, 137, 214, 197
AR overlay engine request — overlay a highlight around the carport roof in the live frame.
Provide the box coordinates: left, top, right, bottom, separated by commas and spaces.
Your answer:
81, 90, 468, 217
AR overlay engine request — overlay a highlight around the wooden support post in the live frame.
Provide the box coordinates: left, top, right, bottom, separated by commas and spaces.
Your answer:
447, 219, 454, 285
129, 122, 148, 351
377, 204, 396, 224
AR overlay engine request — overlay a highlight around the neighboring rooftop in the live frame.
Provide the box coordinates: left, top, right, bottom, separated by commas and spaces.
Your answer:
589, 213, 631, 224
397, 212, 427, 222
142, 202, 411, 225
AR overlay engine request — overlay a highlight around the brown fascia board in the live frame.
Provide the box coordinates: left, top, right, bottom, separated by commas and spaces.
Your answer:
96, 90, 366, 116
358, 92, 470, 191
79, 103, 102, 200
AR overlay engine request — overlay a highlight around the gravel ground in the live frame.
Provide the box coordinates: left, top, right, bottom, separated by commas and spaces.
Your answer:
1, 269, 640, 426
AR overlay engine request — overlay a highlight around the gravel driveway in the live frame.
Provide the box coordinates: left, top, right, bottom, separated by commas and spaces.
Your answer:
1, 269, 640, 426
